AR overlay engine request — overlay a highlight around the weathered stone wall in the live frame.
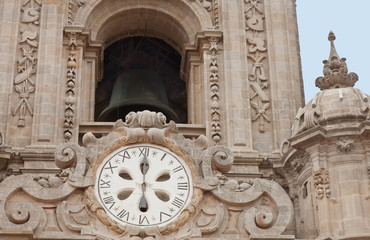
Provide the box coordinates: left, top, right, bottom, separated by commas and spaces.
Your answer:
1, 0, 350, 239
0, 0, 303, 154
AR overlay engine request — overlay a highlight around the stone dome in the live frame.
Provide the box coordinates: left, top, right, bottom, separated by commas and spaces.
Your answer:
291, 32, 370, 136
291, 87, 370, 136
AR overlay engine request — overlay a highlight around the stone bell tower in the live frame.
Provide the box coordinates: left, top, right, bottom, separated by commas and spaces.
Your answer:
3, 1, 368, 240
280, 32, 370, 240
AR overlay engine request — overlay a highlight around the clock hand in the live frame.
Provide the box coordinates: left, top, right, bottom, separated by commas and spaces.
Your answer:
139, 155, 149, 212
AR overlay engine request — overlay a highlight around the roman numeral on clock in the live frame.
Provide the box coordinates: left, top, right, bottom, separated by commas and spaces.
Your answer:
117, 209, 130, 221
160, 153, 167, 161
177, 182, 188, 190
104, 162, 118, 174
100, 179, 111, 188
160, 211, 171, 222
103, 196, 115, 209
139, 147, 149, 157
139, 215, 150, 225
171, 197, 185, 208
173, 166, 183, 173
118, 150, 131, 162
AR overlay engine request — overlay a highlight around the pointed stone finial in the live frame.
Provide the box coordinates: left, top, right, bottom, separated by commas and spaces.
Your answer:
328, 31, 339, 61
315, 31, 358, 90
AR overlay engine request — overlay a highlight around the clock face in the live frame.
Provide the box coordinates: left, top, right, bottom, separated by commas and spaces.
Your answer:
95, 144, 193, 227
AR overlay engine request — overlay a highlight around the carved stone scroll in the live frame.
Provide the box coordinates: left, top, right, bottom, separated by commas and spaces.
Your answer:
245, 0, 271, 133
196, 145, 293, 236
196, 203, 225, 233
13, 0, 42, 127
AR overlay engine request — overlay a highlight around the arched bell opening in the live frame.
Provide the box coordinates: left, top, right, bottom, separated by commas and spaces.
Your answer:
95, 37, 187, 123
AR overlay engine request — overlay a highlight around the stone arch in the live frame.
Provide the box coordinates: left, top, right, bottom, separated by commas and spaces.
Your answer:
75, 0, 213, 52
73, 0, 215, 126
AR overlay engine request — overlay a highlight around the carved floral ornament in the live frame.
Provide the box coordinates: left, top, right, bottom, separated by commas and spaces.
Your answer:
336, 136, 354, 152
0, 111, 293, 239
245, 0, 271, 133
208, 37, 222, 144
314, 169, 331, 199
13, 0, 42, 127
63, 31, 82, 141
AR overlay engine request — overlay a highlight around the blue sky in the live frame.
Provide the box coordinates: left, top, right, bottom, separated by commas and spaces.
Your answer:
296, 0, 370, 103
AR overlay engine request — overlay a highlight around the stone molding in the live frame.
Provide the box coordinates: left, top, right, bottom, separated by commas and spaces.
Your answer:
79, 122, 206, 140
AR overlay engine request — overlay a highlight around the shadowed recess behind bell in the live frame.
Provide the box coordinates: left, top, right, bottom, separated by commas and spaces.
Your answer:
95, 37, 187, 123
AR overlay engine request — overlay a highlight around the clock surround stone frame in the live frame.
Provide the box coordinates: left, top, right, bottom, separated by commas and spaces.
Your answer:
85, 111, 203, 236
0, 110, 293, 239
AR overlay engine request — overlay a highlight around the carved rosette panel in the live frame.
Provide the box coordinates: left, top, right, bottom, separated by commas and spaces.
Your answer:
336, 136, 354, 152
63, 32, 80, 141
314, 169, 331, 199
67, 0, 85, 25
244, 0, 271, 133
13, 0, 42, 127
208, 38, 222, 144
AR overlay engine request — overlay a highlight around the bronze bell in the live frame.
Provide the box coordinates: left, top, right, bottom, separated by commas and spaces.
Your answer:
98, 69, 179, 122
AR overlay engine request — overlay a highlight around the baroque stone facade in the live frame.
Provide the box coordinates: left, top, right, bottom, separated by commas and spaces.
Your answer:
0, 1, 368, 240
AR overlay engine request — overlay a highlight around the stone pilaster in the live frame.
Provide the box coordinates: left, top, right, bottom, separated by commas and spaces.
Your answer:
30, 1, 65, 146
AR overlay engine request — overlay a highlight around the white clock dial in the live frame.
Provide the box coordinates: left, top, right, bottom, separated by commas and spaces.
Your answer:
95, 144, 193, 227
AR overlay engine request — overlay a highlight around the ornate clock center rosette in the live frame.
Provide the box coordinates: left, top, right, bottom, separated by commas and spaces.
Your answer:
94, 144, 193, 227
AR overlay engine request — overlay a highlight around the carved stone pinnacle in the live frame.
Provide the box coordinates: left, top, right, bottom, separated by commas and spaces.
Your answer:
315, 31, 358, 90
